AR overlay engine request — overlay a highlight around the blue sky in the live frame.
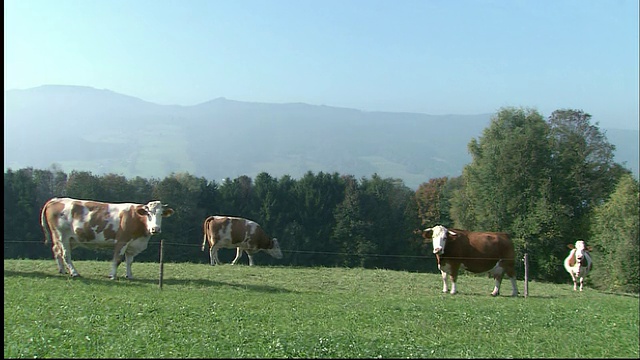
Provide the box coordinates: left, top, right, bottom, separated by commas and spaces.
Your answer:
4, 0, 639, 129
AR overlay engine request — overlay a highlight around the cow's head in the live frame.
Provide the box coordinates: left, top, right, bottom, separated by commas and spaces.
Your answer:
267, 238, 283, 259
567, 240, 592, 267
419, 225, 456, 255
137, 201, 175, 235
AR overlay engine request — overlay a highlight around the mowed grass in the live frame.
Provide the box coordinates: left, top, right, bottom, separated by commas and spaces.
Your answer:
4, 259, 639, 359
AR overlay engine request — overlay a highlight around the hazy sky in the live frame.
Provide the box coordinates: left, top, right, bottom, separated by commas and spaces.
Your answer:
5, 0, 639, 129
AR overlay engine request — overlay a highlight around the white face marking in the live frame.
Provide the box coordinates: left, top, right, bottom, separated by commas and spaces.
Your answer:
267, 238, 283, 259
144, 201, 166, 235
573, 240, 587, 262
431, 225, 448, 254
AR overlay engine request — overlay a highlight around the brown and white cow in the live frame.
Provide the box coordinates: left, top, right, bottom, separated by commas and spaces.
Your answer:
201, 215, 282, 266
40, 197, 174, 279
416, 224, 518, 296
563, 240, 593, 291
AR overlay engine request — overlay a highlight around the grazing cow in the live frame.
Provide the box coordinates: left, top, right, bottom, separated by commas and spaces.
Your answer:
563, 240, 593, 291
201, 215, 282, 266
40, 197, 174, 279
416, 225, 518, 296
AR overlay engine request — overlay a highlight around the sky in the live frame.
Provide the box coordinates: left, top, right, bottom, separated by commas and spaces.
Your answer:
4, 0, 639, 130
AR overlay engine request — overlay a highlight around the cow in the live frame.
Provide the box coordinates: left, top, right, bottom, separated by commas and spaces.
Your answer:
416, 224, 518, 296
40, 197, 174, 279
563, 240, 593, 291
201, 215, 282, 266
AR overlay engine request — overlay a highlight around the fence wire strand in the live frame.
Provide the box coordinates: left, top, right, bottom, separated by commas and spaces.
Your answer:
5, 240, 521, 261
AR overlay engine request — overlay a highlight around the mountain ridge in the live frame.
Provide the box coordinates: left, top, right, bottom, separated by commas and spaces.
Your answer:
4, 85, 638, 189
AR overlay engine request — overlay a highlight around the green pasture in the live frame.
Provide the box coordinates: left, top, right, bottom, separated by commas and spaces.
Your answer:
4, 259, 639, 358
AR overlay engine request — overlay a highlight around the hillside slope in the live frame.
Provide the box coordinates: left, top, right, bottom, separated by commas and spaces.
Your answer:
4, 85, 637, 188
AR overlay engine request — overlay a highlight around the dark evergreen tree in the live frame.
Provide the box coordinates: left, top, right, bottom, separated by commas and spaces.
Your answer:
292, 171, 345, 266
331, 175, 368, 267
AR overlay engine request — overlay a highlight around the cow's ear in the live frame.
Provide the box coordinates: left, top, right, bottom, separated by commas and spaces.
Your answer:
421, 229, 434, 242
586, 246, 593, 252
567, 244, 576, 249
162, 208, 175, 217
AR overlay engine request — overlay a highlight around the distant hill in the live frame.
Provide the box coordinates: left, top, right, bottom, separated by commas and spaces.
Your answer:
4, 85, 638, 189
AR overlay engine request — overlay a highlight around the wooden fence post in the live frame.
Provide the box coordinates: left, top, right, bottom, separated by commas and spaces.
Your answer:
159, 239, 164, 290
523, 253, 529, 298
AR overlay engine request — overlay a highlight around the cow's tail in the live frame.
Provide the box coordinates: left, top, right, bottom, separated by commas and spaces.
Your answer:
41, 199, 53, 244
201, 220, 208, 252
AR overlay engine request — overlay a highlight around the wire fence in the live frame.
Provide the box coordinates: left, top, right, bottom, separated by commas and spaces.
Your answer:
4, 239, 522, 261
5, 238, 532, 296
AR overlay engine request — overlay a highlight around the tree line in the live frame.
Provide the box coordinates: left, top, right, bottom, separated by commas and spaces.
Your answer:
4, 107, 638, 293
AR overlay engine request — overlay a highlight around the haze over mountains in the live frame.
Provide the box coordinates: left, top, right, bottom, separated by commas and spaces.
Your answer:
4, 85, 639, 189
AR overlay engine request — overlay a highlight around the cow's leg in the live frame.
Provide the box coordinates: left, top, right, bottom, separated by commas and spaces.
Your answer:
247, 254, 255, 266
439, 270, 448, 293
579, 276, 584, 291
242, 250, 257, 266
110, 241, 127, 279
492, 274, 504, 297
231, 248, 243, 265
491, 262, 505, 296
52, 242, 66, 274
124, 254, 135, 279
502, 264, 518, 297
212, 245, 222, 265
448, 265, 460, 295
209, 246, 216, 265
508, 276, 518, 297
438, 262, 451, 293
58, 239, 80, 277
440, 262, 459, 294
571, 272, 578, 291
110, 255, 124, 280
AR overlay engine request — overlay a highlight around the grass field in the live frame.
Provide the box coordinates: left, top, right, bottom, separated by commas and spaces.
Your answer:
4, 259, 639, 358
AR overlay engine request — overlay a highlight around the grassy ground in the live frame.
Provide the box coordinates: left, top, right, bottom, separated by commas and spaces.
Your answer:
4, 259, 639, 358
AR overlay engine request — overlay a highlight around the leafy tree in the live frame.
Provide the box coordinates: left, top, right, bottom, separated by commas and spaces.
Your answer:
65, 170, 104, 200
128, 176, 156, 203
99, 173, 134, 202
416, 177, 452, 227
547, 109, 630, 241
589, 174, 639, 293
451, 107, 562, 280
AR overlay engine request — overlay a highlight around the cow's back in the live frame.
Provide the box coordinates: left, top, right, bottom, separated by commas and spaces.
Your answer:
447, 229, 515, 273
465, 231, 515, 259
205, 216, 271, 249
43, 198, 137, 246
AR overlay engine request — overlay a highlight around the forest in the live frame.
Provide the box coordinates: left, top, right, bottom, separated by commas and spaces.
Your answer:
4, 107, 639, 293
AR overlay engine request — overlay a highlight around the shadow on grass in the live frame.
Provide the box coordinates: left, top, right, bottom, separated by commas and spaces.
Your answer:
435, 291, 559, 299
3, 269, 296, 294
